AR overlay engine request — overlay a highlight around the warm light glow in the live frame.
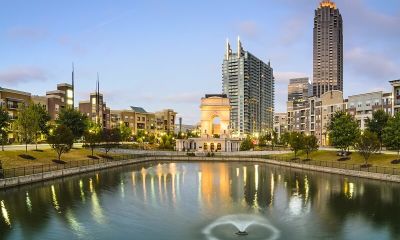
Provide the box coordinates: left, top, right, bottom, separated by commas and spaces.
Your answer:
319, 0, 337, 9
26, 192, 32, 212
1, 200, 11, 226
51, 185, 60, 212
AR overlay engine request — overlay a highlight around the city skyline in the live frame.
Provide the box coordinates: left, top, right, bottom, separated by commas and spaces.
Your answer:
1, 0, 399, 124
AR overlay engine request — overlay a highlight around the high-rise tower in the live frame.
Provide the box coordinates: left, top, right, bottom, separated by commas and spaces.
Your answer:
222, 37, 274, 136
313, 0, 343, 97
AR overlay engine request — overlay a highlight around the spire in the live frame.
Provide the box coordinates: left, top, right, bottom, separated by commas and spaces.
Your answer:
96, 72, 100, 125
237, 36, 243, 58
225, 38, 231, 60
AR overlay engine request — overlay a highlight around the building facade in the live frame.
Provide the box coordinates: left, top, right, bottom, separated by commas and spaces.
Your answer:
287, 90, 345, 146
347, 91, 393, 130
44, 83, 74, 120
176, 94, 241, 152
390, 80, 400, 114
313, 0, 343, 97
288, 78, 311, 102
79, 92, 110, 129
110, 107, 176, 135
222, 37, 274, 136
273, 113, 288, 139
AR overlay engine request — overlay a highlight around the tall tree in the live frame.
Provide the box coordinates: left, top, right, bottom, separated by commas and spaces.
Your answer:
84, 122, 101, 157
15, 104, 36, 152
0, 108, 10, 151
102, 128, 121, 154
56, 108, 88, 142
383, 113, 400, 161
303, 135, 319, 160
289, 132, 304, 159
280, 132, 291, 147
366, 109, 389, 151
31, 103, 51, 150
355, 130, 380, 167
240, 136, 254, 151
328, 111, 360, 154
47, 125, 74, 161
119, 123, 132, 142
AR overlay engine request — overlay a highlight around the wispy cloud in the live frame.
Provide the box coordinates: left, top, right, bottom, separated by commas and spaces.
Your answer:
237, 21, 260, 39
346, 47, 397, 79
0, 66, 47, 85
7, 27, 48, 41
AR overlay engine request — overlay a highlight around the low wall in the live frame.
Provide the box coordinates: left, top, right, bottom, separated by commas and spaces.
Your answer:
152, 156, 400, 183
0, 157, 153, 189
1, 156, 400, 189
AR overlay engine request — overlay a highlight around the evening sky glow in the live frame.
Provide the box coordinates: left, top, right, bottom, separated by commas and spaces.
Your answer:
1, 0, 399, 124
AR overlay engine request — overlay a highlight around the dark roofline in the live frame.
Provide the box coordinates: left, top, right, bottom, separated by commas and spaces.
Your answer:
205, 94, 228, 98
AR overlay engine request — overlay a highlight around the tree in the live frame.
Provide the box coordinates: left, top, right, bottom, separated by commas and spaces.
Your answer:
289, 132, 304, 159
258, 134, 268, 147
119, 124, 132, 142
56, 108, 88, 142
0, 108, 10, 151
47, 125, 74, 161
366, 109, 389, 151
240, 136, 254, 151
355, 130, 380, 166
271, 131, 279, 150
15, 104, 36, 152
84, 122, 101, 157
102, 128, 121, 154
383, 113, 400, 161
303, 135, 319, 160
280, 132, 290, 147
159, 133, 175, 150
31, 103, 51, 150
328, 111, 360, 154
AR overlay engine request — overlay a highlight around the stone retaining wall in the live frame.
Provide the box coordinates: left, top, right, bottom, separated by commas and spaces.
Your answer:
1, 156, 400, 189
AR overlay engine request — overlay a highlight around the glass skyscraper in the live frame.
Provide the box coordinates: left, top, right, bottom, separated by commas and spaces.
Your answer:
313, 0, 343, 97
222, 37, 274, 136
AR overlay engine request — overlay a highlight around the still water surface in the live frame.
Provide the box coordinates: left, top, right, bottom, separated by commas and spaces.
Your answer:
1, 162, 400, 240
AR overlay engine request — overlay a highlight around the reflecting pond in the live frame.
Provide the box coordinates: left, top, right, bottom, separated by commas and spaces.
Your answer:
1, 162, 400, 240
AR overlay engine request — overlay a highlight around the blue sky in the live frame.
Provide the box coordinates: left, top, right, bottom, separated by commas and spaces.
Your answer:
1, 0, 399, 124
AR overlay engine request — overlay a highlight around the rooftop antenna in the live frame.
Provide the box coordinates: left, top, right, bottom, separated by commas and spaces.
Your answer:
72, 62, 75, 108
96, 72, 100, 125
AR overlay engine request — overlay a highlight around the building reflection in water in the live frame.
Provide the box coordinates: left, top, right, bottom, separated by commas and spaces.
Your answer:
79, 180, 86, 203
2, 162, 400, 239
51, 185, 60, 213
26, 192, 32, 213
66, 209, 86, 238
89, 178, 105, 225
1, 200, 11, 226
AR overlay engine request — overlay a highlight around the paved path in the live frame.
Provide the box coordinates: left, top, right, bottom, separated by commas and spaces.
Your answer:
319, 147, 399, 155
1, 143, 83, 151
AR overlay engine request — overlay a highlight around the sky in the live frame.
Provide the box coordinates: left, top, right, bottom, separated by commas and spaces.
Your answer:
1, 0, 399, 125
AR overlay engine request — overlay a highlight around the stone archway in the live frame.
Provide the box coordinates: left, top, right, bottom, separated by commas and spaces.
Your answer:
200, 95, 230, 138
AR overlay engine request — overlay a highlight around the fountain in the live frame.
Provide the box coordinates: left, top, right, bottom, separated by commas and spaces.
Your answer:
202, 214, 280, 240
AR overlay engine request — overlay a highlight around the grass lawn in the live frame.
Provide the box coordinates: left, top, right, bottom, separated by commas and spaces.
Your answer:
0, 148, 116, 169
271, 150, 400, 168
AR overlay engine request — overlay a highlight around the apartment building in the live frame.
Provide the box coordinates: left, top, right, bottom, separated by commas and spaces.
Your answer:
347, 91, 393, 130
273, 113, 288, 139
79, 92, 110, 129
390, 79, 400, 114
110, 107, 176, 135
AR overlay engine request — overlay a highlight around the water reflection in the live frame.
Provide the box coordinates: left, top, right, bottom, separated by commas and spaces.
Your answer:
0, 162, 400, 239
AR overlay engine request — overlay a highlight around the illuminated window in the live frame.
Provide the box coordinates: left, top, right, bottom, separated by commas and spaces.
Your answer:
66, 89, 73, 98
92, 98, 96, 105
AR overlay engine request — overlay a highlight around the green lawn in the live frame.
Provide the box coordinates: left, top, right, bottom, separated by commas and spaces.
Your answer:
0, 148, 113, 169
271, 150, 400, 168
